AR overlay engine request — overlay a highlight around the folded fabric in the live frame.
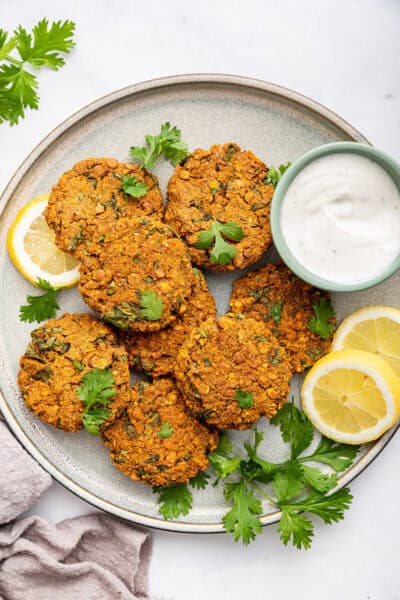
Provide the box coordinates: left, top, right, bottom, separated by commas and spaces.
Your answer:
0, 417, 52, 525
0, 512, 153, 600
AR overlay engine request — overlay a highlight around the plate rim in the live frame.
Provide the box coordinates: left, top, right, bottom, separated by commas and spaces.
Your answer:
1, 72, 397, 535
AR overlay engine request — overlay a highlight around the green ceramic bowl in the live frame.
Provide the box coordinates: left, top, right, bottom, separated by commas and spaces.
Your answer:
270, 142, 400, 292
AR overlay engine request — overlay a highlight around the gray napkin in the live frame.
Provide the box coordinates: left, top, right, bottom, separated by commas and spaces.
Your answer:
0, 417, 154, 600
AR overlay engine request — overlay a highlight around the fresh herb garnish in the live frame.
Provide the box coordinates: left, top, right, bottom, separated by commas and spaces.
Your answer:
308, 296, 335, 340
77, 367, 115, 435
0, 19, 75, 125
158, 422, 173, 438
130, 122, 189, 169
195, 221, 244, 265
270, 302, 282, 324
204, 402, 358, 548
234, 389, 254, 409
153, 483, 193, 519
19, 278, 61, 323
121, 175, 148, 198
264, 162, 291, 187
189, 471, 210, 489
140, 290, 163, 321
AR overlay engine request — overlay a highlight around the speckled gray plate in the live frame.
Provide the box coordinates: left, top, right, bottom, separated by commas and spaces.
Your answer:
0, 74, 399, 533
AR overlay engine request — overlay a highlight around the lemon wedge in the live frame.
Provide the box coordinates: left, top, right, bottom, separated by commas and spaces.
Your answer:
301, 349, 400, 444
332, 306, 400, 377
7, 194, 80, 288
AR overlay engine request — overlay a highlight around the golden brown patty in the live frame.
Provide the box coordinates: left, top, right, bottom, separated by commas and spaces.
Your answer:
122, 268, 216, 377
18, 313, 130, 432
230, 263, 335, 373
164, 143, 274, 271
175, 313, 292, 430
78, 216, 193, 333
102, 378, 219, 486
45, 158, 164, 258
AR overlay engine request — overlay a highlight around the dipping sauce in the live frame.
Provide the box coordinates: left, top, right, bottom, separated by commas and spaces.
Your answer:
280, 153, 400, 284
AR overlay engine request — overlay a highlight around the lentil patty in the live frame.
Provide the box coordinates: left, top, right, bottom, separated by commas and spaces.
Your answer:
18, 313, 130, 432
102, 378, 219, 486
175, 313, 292, 430
78, 216, 193, 332
122, 268, 216, 377
230, 263, 335, 372
45, 158, 164, 258
164, 143, 274, 271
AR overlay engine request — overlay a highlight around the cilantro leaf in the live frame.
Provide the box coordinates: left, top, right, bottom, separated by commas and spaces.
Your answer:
215, 433, 233, 457
223, 481, 263, 545
278, 510, 314, 550
270, 302, 282, 324
130, 122, 189, 168
235, 389, 254, 409
15, 19, 75, 70
300, 464, 337, 493
302, 436, 359, 472
158, 422, 173, 438
19, 278, 61, 323
121, 174, 148, 198
272, 461, 305, 503
76, 367, 116, 435
153, 483, 193, 519
264, 162, 291, 187
195, 221, 244, 265
140, 290, 163, 320
271, 402, 314, 459
208, 451, 242, 480
190, 471, 210, 490
0, 20, 75, 125
308, 296, 335, 339
281, 488, 353, 524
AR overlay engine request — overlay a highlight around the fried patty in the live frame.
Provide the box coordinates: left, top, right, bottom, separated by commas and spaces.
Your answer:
18, 313, 130, 432
45, 158, 164, 258
164, 143, 274, 271
230, 263, 335, 373
78, 216, 193, 333
175, 313, 292, 430
102, 378, 219, 486
122, 268, 216, 377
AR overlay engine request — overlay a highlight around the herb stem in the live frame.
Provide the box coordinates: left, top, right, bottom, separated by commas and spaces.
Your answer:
5, 54, 22, 66
249, 481, 276, 505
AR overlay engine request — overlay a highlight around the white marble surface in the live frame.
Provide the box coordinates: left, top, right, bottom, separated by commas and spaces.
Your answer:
1, 1, 400, 598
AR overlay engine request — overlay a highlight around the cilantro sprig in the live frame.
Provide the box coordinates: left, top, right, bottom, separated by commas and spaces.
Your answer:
0, 19, 75, 125
152, 473, 209, 519
19, 278, 61, 323
264, 162, 291, 187
140, 290, 163, 321
121, 175, 148, 198
195, 221, 244, 265
77, 367, 116, 435
130, 122, 189, 169
153, 402, 359, 549
308, 296, 335, 340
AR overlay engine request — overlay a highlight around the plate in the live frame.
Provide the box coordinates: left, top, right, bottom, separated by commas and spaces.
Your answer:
0, 74, 398, 533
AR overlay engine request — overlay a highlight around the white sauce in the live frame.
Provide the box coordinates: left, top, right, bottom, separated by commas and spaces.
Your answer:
280, 153, 400, 284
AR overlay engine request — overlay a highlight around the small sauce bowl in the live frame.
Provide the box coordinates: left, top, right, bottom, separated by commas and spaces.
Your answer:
270, 142, 400, 292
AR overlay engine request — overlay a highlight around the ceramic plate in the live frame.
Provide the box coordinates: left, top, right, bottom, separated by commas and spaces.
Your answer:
0, 74, 398, 533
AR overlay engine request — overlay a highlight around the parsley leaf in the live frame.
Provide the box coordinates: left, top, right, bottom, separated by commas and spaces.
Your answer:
0, 19, 75, 125
153, 483, 193, 519
223, 481, 263, 545
190, 471, 210, 490
278, 510, 314, 550
195, 221, 244, 265
235, 389, 254, 409
140, 290, 163, 321
19, 278, 61, 323
264, 162, 291, 187
76, 367, 116, 435
130, 122, 189, 168
158, 422, 173, 438
121, 174, 148, 198
308, 296, 335, 339
270, 302, 282, 324
270, 402, 314, 459
301, 436, 359, 472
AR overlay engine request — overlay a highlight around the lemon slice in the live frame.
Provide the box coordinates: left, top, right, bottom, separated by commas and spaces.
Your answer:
332, 306, 400, 377
301, 349, 400, 444
7, 194, 80, 288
